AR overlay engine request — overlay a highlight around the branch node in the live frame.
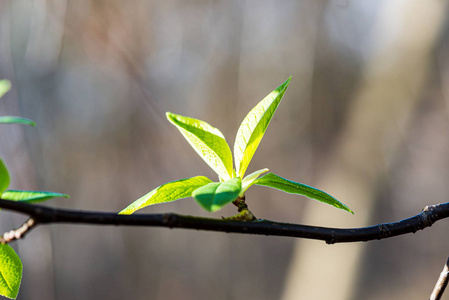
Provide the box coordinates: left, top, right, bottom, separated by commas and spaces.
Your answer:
418, 209, 434, 230
378, 223, 392, 239
423, 204, 437, 212
162, 214, 177, 228
326, 231, 336, 245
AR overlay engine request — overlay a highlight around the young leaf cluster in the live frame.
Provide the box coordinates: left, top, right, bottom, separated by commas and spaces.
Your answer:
121, 77, 353, 215
0, 79, 68, 299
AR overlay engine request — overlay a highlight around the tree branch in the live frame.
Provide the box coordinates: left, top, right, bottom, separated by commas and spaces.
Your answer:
0, 199, 448, 244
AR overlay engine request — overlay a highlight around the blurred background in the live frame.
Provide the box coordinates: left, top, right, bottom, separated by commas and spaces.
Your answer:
1, 0, 449, 299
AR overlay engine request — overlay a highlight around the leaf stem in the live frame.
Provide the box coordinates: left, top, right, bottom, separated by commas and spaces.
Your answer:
231, 196, 257, 221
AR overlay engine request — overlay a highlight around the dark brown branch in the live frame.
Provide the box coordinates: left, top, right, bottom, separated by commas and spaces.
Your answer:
430, 257, 449, 300
0, 199, 449, 244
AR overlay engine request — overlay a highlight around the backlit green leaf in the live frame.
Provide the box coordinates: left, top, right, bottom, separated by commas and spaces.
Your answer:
192, 177, 241, 212
240, 168, 269, 195
0, 80, 11, 99
0, 117, 36, 127
254, 173, 353, 214
167, 112, 234, 181
119, 176, 213, 214
1, 190, 69, 204
234, 77, 291, 177
0, 159, 10, 195
0, 244, 22, 299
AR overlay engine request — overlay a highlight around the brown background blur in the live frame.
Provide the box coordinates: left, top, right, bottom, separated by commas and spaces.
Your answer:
1, 0, 449, 299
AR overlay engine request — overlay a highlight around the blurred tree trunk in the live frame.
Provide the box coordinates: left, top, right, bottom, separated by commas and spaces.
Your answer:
282, 1, 448, 300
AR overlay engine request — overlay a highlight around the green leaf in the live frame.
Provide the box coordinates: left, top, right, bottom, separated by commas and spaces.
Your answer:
254, 173, 353, 214
0, 80, 11, 99
1, 190, 69, 204
0, 244, 22, 299
166, 112, 234, 181
0, 117, 36, 127
234, 77, 291, 178
240, 168, 269, 195
0, 159, 10, 195
192, 177, 241, 212
119, 176, 213, 214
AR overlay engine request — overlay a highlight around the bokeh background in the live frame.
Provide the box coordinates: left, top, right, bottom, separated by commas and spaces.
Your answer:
1, 0, 449, 299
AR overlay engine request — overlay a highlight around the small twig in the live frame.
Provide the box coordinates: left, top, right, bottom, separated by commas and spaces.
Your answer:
0, 218, 36, 244
430, 257, 449, 300
0, 199, 448, 244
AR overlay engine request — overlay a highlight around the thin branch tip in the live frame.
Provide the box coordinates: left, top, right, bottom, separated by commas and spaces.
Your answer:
0, 218, 37, 244
430, 256, 449, 300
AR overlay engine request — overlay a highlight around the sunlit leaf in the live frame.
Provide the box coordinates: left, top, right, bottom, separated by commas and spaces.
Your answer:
234, 77, 291, 177
0, 244, 22, 299
254, 173, 353, 214
192, 177, 241, 212
240, 168, 269, 195
0, 80, 11, 99
1, 190, 69, 204
0, 117, 36, 127
0, 159, 10, 195
119, 176, 213, 214
166, 112, 234, 181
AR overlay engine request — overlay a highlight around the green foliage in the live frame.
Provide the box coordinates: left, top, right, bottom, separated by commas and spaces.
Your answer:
0, 159, 10, 195
234, 77, 291, 178
0, 80, 11, 99
0, 80, 35, 127
192, 177, 242, 212
1, 190, 69, 204
254, 173, 353, 214
0, 244, 22, 299
240, 168, 269, 195
166, 113, 234, 181
122, 77, 352, 215
0, 80, 69, 299
0, 117, 36, 127
119, 176, 212, 214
